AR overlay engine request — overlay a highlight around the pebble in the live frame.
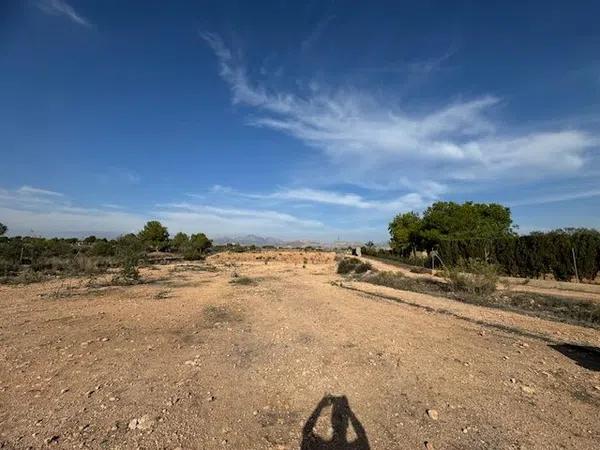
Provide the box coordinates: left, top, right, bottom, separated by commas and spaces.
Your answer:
521, 386, 535, 394
510, 378, 516, 384
44, 435, 59, 445
128, 414, 155, 431
426, 409, 439, 421
425, 442, 435, 450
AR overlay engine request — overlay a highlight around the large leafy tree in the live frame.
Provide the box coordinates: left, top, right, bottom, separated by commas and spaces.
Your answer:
389, 202, 514, 253
388, 212, 423, 256
0, 222, 6, 236
138, 220, 169, 251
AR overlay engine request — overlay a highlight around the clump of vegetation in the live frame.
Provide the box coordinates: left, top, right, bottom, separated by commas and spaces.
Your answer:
444, 259, 498, 296
357, 268, 600, 328
0, 220, 214, 285
337, 257, 372, 275
362, 271, 448, 296
230, 275, 256, 286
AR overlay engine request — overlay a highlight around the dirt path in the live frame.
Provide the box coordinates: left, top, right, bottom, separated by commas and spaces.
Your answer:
1, 251, 599, 449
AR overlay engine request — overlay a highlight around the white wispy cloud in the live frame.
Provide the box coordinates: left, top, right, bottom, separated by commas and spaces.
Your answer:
17, 185, 64, 197
205, 183, 446, 213
508, 188, 600, 207
0, 186, 142, 236
37, 0, 92, 27
202, 33, 598, 185
156, 202, 323, 229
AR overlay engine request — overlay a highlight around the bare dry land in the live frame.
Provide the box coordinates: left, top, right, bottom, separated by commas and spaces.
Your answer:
1, 250, 599, 449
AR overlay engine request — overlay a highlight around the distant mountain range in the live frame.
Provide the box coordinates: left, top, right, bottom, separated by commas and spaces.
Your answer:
212, 234, 367, 248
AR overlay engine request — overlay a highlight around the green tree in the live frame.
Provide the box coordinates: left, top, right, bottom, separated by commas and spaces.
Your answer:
183, 233, 212, 260
421, 202, 513, 242
0, 222, 7, 236
388, 202, 514, 254
388, 212, 423, 255
171, 232, 189, 251
138, 221, 169, 251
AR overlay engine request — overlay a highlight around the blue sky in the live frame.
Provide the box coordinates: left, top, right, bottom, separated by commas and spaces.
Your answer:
1, 0, 599, 241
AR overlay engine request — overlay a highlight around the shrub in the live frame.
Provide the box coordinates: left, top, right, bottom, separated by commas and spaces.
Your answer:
337, 257, 372, 275
444, 259, 498, 296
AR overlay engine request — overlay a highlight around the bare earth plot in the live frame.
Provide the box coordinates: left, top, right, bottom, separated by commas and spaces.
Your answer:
1, 250, 599, 449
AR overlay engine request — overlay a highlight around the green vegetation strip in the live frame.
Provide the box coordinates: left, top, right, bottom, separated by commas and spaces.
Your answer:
360, 271, 600, 330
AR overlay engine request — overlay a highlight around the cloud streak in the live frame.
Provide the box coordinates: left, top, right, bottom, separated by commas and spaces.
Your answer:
37, 0, 92, 27
202, 33, 598, 186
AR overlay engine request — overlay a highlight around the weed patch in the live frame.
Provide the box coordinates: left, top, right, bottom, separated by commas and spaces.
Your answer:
337, 257, 373, 275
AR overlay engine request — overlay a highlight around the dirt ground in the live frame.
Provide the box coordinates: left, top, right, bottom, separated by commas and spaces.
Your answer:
1, 250, 599, 449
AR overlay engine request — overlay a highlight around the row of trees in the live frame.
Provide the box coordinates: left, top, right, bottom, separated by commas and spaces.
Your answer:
386, 202, 600, 282
0, 220, 213, 278
134, 220, 211, 256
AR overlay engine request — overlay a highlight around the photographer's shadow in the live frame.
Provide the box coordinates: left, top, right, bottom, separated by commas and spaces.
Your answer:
301, 395, 370, 450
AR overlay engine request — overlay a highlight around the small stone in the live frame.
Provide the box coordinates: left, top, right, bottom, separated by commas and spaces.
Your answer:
207, 395, 215, 402
128, 419, 138, 430
60, 388, 69, 394
44, 435, 59, 445
594, 386, 600, 391
510, 378, 516, 384
101, 337, 109, 342
521, 386, 535, 394
136, 415, 154, 431
425, 442, 435, 450
462, 427, 469, 433
426, 409, 439, 421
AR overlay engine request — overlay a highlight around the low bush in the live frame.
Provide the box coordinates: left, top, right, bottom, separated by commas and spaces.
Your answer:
444, 259, 499, 295
362, 271, 448, 296
337, 257, 372, 275
444, 259, 498, 296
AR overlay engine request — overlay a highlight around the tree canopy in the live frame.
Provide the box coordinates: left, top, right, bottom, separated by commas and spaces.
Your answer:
138, 220, 169, 251
0, 222, 6, 236
389, 201, 514, 253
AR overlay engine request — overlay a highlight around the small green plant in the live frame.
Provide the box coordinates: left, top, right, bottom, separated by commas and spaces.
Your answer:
444, 259, 498, 296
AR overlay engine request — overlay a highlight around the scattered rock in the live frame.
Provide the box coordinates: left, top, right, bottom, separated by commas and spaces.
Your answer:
207, 395, 216, 402
425, 441, 435, 450
101, 337, 109, 342
136, 415, 155, 430
510, 378, 516, 384
521, 386, 535, 394
128, 414, 155, 431
426, 409, 439, 421
44, 435, 59, 445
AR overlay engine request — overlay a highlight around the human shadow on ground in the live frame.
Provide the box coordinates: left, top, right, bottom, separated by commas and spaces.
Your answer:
301, 395, 370, 450
550, 343, 600, 371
